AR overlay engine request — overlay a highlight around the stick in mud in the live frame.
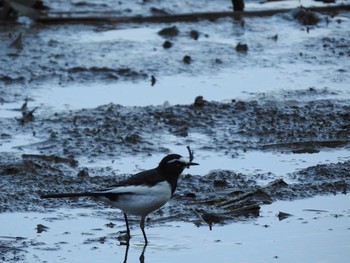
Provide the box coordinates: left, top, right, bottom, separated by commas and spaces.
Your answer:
187, 145, 195, 163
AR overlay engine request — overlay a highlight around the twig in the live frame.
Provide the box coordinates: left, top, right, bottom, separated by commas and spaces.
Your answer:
187, 145, 194, 162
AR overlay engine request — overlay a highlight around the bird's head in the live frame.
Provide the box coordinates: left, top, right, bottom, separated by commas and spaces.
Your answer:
157, 154, 199, 177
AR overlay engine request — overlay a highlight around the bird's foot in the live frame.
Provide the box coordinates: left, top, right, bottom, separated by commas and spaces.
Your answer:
117, 230, 131, 245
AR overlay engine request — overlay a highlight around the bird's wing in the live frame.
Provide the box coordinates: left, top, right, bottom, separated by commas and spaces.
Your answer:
41, 168, 163, 199
99, 168, 163, 190
91, 169, 165, 200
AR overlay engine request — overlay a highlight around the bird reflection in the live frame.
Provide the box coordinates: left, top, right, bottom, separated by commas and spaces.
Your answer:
122, 242, 147, 263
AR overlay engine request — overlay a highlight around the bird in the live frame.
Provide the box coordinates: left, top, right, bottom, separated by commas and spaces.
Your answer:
41, 153, 199, 244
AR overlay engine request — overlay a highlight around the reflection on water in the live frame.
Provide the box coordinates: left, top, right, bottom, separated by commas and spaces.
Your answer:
0, 194, 349, 263
123, 243, 147, 263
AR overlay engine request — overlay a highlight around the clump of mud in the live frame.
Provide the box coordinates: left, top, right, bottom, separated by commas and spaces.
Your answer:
0, 238, 26, 262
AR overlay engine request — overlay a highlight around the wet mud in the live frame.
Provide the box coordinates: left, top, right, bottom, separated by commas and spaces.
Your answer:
1, 97, 349, 215
2, 95, 350, 158
1, 4, 350, 87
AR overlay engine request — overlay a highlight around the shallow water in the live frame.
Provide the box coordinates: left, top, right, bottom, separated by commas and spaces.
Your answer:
79, 146, 350, 183
10, 66, 350, 112
1, 195, 349, 263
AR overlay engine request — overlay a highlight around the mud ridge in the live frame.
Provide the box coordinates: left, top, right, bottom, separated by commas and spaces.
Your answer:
36, 5, 350, 25
2, 98, 349, 159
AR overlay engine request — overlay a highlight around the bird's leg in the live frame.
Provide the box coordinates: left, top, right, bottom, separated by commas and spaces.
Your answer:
123, 242, 130, 263
140, 216, 148, 245
124, 213, 131, 241
139, 243, 147, 263
118, 213, 131, 245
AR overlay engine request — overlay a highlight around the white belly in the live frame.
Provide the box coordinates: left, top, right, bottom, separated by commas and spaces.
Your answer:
100, 181, 173, 217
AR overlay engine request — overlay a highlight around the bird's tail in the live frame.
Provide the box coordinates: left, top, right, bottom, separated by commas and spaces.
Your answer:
41, 192, 96, 199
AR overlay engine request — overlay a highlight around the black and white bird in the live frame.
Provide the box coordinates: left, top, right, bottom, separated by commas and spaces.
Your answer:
41, 153, 198, 244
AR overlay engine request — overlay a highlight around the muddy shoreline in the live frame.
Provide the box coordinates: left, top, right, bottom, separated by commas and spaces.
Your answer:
1, 98, 349, 217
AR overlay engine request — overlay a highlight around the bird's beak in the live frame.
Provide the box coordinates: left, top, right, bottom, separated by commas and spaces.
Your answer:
179, 157, 199, 168
186, 162, 199, 168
